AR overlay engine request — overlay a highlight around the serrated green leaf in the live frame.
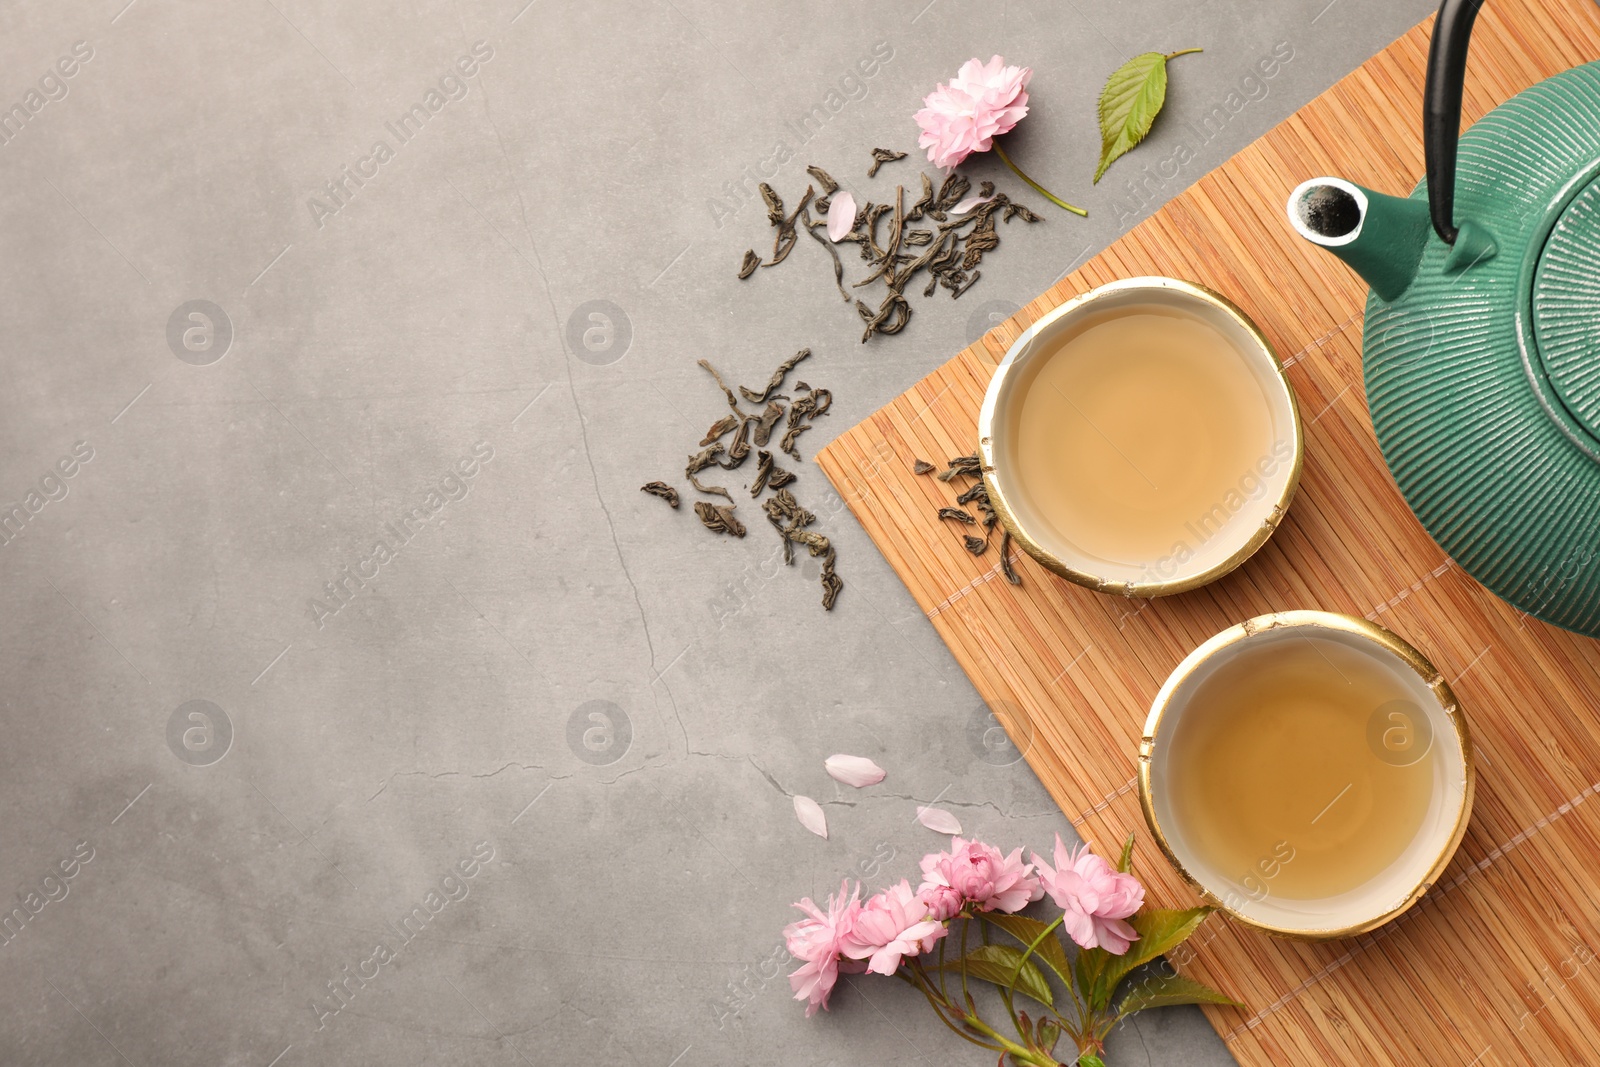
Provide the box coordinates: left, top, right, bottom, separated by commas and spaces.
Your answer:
982, 913, 1073, 989
1094, 49, 1200, 183
1097, 907, 1215, 1003
1078, 1053, 1108, 1067
1116, 831, 1136, 874
936, 944, 1054, 1008
1115, 972, 1242, 1018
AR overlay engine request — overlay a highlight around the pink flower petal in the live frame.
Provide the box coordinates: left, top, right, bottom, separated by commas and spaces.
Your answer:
916, 806, 962, 835
825, 754, 886, 788
794, 795, 828, 838
950, 194, 993, 214
826, 191, 857, 243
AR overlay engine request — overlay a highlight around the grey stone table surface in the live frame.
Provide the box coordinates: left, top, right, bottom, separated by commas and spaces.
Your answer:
0, 1, 1438, 1064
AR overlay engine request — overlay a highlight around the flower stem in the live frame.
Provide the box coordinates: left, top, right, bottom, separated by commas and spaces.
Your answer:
993, 142, 1087, 217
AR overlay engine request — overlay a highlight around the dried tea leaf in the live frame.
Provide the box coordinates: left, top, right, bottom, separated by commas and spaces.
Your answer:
934, 173, 971, 213
801, 207, 850, 302
740, 348, 811, 405
694, 500, 746, 537
806, 165, 839, 194
753, 401, 785, 446
856, 292, 912, 343
1000, 531, 1022, 585
808, 389, 832, 419
939, 507, 977, 525
718, 417, 752, 468
955, 482, 988, 505
963, 534, 988, 555
765, 184, 814, 265
867, 147, 907, 177
907, 173, 935, 220
640, 481, 680, 508
737, 249, 761, 279
696, 359, 742, 412
779, 421, 810, 461
686, 443, 733, 501
701, 414, 738, 446
913, 459, 936, 475
751, 449, 797, 495
820, 548, 843, 610
938, 455, 981, 482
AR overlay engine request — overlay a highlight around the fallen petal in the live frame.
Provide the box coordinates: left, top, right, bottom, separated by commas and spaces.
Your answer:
950, 194, 994, 215
827, 191, 857, 242
825, 754, 887, 788
917, 806, 962, 835
795, 795, 829, 838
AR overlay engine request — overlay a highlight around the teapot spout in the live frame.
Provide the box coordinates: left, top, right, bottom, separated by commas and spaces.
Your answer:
1287, 178, 1432, 303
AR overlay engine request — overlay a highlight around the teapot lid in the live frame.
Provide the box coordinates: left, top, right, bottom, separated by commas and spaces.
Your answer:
1532, 178, 1600, 444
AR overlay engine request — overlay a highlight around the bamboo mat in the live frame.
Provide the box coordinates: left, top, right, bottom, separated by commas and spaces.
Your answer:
817, 3, 1600, 1064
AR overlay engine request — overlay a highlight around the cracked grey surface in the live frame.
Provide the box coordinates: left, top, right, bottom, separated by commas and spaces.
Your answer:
0, 1, 1436, 1064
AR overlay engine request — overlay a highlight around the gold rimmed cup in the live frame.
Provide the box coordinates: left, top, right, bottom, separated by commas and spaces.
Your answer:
978, 277, 1303, 597
1138, 611, 1476, 941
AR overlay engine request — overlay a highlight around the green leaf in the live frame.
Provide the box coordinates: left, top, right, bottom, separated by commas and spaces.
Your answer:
1115, 972, 1242, 1018
1116, 831, 1136, 874
982, 913, 1073, 989
936, 944, 1054, 1008
1097, 907, 1214, 1002
1094, 49, 1201, 183
1078, 1053, 1108, 1067
1075, 945, 1111, 1011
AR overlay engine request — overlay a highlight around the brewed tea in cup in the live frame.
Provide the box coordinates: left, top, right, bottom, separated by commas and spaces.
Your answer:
1139, 611, 1475, 939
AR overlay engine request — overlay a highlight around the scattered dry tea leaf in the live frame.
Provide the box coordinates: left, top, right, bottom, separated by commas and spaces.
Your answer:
737, 249, 761, 279
1000, 531, 1022, 585
963, 534, 988, 555
779, 422, 810, 461
806, 165, 839, 194
939, 507, 977, 525
753, 401, 785, 447
867, 147, 907, 177
820, 548, 843, 610
697, 359, 742, 412
640, 481, 680, 508
701, 414, 739, 446
750, 449, 797, 495
740, 348, 811, 404
694, 500, 746, 537
938, 455, 981, 482
913, 459, 936, 475
686, 443, 734, 501
808, 388, 832, 419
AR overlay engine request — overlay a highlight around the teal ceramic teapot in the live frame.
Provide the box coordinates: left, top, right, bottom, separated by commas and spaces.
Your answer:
1287, 0, 1600, 637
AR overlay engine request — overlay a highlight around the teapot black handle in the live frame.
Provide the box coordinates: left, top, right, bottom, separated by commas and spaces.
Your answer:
1424, 0, 1486, 245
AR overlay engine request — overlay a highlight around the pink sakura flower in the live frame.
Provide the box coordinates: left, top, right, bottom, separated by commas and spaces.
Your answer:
918, 837, 1043, 918
840, 880, 948, 976
914, 55, 1032, 170
1032, 835, 1145, 955
783, 880, 864, 1016
911, 55, 1086, 216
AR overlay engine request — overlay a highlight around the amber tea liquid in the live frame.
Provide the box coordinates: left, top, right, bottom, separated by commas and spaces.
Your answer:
1165, 636, 1436, 900
1008, 306, 1282, 567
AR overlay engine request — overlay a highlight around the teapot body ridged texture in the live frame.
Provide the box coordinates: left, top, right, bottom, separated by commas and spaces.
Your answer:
1364, 59, 1600, 635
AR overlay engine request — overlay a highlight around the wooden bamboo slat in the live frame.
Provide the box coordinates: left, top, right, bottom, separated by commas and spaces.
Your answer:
816, 3, 1600, 1063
